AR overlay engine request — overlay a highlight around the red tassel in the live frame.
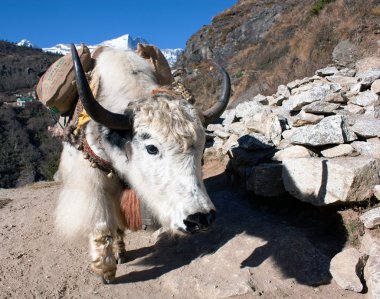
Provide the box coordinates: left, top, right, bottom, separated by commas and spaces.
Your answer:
120, 189, 142, 231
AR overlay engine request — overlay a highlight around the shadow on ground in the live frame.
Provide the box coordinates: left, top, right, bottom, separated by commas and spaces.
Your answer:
116, 169, 348, 286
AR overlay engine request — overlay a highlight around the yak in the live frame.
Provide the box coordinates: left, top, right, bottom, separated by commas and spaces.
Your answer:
55, 44, 230, 283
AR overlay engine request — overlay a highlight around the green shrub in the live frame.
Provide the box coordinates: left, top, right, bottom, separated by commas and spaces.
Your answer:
310, 0, 335, 16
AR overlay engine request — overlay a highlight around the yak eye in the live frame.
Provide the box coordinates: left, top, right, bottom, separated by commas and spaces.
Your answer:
146, 145, 159, 155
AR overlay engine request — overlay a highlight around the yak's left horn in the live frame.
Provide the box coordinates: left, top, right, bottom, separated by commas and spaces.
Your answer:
71, 44, 133, 130
202, 63, 231, 125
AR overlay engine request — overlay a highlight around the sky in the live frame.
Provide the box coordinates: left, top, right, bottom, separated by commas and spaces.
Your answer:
0, 0, 237, 49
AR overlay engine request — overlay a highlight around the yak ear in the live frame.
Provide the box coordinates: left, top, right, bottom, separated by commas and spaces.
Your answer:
202, 63, 231, 126
71, 43, 134, 130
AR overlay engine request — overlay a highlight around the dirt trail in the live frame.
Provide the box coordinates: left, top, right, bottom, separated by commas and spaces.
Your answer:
0, 161, 363, 298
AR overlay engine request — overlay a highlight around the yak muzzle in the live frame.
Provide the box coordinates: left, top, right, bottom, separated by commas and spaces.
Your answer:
183, 210, 216, 234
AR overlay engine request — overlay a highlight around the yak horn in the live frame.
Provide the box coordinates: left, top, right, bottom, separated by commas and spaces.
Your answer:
71, 44, 133, 130
202, 63, 231, 125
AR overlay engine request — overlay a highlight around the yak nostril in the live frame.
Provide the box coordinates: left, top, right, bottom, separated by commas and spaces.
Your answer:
183, 210, 216, 233
207, 210, 216, 225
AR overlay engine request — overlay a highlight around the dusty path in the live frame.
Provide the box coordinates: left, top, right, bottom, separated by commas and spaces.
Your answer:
0, 161, 364, 298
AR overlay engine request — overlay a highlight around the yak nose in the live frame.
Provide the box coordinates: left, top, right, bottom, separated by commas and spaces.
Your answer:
183, 210, 216, 233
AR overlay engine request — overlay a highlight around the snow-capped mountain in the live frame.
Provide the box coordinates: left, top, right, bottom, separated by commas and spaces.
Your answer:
41, 34, 182, 67
17, 39, 35, 48
160, 48, 183, 67
99, 34, 148, 50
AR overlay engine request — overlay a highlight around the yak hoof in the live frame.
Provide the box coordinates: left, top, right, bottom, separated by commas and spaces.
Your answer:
102, 273, 116, 284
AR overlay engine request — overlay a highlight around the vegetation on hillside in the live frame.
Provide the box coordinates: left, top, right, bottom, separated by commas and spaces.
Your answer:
0, 40, 61, 102
177, 0, 380, 109
0, 102, 62, 188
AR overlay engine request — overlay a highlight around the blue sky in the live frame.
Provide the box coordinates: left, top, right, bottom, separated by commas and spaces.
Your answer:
1, 0, 237, 49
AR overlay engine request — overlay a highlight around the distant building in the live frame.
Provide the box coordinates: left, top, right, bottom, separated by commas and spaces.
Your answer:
16, 97, 34, 107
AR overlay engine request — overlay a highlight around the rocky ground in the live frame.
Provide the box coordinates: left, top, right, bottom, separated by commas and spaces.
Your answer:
0, 160, 374, 299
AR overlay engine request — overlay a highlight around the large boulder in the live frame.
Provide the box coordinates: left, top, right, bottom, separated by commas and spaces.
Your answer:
282, 157, 380, 205
332, 40, 358, 67
283, 83, 334, 112
246, 163, 285, 197
290, 115, 357, 146
330, 248, 367, 293
352, 118, 380, 138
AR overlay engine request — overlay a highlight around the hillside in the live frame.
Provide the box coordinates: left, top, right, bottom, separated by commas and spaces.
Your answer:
0, 40, 61, 102
176, 0, 380, 110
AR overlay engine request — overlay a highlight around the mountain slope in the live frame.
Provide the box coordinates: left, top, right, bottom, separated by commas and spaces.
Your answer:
0, 41, 61, 100
176, 0, 380, 109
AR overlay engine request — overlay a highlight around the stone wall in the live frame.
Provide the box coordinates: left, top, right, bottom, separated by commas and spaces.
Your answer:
206, 56, 380, 206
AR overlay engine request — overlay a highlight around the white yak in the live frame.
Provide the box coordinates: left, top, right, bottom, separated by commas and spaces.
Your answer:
55, 44, 230, 283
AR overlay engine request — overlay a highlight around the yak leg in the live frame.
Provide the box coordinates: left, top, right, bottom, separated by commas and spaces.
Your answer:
114, 229, 128, 264
89, 223, 117, 284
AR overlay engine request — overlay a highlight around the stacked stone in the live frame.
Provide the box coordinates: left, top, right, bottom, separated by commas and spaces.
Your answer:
206, 56, 380, 206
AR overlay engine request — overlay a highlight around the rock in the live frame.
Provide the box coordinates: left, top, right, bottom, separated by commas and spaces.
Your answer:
276, 84, 290, 98
315, 66, 339, 76
277, 138, 292, 150
227, 122, 248, 136
356, 56, 380, 73
222, 134, 239, 154
206, 123, 223, 132
360, 207, 380, 229
238, 133, 273, 150
324, 92, 347, 104
221, 109, 237, 125
329, 248, 367, 293
357, 69, 380, 87
281, 129, 296, 140
342, 90, 359, 103
286, 76, 319, 91
273, 145, 316, 161
360, 230, 380, 256
244, 118, 266, 134
292, 111, 324, 127
235, 101, 264, 119
214, 129, 230, 139
364, 105, 380, 118
212, 136, 225, 150
351, 139, 380, 159
350, 90, 379, 107
350, 83, 362, 93
374, 185, 380, 201
229, 148, 276, 176
290, 115, 357, 146
371, 79, 380, 95
302, 101, 340, 115
346, 104, 365, 115
246, 163, 285, 197
326, 75, 358, 91
336, 68, 356, 77
332, 40, 358, 67
283, 83, 332, 112
265, 114, 287, 146
364, 255, 380, 299
253, 94, 269, 105
352, 118, 380, 138
282, 157, 380, 205
287, 79, 302, 90
268, 95, 286, 106
321, 144, 355, 158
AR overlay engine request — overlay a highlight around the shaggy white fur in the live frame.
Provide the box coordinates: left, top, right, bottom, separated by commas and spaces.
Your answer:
55, 48, 215, 282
